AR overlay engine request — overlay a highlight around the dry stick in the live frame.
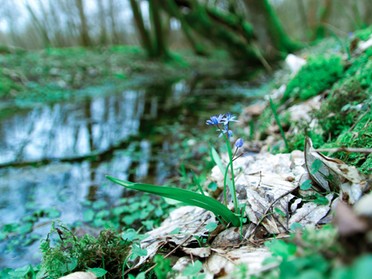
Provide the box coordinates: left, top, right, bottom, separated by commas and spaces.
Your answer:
244, 186, 298, 240
315, 147, 372, 154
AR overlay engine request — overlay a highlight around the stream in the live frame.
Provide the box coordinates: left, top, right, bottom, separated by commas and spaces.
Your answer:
0, 76, 267, 268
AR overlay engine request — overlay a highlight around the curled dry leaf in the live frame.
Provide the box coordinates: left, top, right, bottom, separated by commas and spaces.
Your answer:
305, 138, 367, 204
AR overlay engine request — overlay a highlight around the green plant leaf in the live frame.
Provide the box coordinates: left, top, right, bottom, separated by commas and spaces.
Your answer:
274, 207, 286, 217
300, 179, 312, 190
122, 229, 139, 241
7, 265, 31, 277
83, 209, 95, 222
182, 260, 203, 276
313, 194, 329, 205
205, 222, 218, 232
311, 159, 322, 174
106, 176, 240, 227
88, 268, 107, 277
265, 239, 297, 260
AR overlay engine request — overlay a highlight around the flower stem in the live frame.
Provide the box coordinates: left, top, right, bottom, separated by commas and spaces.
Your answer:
224, 135, 239, 215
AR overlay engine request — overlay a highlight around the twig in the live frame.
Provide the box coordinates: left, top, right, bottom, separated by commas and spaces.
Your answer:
244, 186, 298, 240
315, 147, 372, 154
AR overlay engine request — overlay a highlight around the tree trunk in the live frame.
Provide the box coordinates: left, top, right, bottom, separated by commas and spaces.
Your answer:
129, 0, 154, 56
75, 0, 91, 47
162, 0, 206, 55
314, 0, 333, 39
149, 0, 169, 58
25, 0, 51, 47
97, 0, 108, 45
108, 0, 120, 44
244, 0, 300, 56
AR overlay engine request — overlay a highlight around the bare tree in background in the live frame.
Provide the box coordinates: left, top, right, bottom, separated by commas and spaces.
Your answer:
109, 0, 120, 44
75, 0, 92, 46
96, 0, 108, 45
25, 0, 51, 47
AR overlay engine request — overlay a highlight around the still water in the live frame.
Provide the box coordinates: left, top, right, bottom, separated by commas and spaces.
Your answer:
0, 77, 265, 268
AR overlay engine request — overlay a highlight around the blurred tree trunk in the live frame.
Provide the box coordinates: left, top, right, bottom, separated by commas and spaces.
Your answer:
48, 0, 66, 46
75, 0, 91, 46
25, 0, 51, 47
161, 0, 206, 55
244, 0, 300, 55
296, 0, 309, 41
308, 0, 333, 40
165, 0, 259, 63
314, 0, 333, 39
97, 0, 108, 45
109, 0, 120, 44
149, 0, 170, 58
129, 0, 154, 56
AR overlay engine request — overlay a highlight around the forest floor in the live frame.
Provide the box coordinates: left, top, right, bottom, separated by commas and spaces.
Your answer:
0, 26, 371, 278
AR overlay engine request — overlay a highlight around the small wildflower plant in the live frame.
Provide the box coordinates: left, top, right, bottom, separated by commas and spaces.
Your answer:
206, 113, 244, 217
106, 113, 244, 227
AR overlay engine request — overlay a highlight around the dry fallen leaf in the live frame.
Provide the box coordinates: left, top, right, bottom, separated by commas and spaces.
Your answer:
305, 138, 367, 204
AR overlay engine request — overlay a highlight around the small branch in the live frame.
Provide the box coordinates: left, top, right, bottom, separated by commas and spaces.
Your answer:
315, 147, 372, 154
244, 186, 298, 240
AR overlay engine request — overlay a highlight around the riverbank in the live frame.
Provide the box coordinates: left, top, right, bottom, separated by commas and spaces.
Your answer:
0, 45, 242, 107
0, 26, 371, 278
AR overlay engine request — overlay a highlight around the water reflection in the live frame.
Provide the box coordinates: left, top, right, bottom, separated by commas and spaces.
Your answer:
0, 90, 146, 164
0, 77, 259, 268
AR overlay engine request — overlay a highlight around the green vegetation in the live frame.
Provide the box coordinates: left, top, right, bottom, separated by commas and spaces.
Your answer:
40, 225, 130, 278
0, 46, 232, 105
283, 54, 344, 101
261, 225, 372, 279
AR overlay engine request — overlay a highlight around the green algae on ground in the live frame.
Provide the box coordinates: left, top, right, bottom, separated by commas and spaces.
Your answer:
283, 54, 344, 101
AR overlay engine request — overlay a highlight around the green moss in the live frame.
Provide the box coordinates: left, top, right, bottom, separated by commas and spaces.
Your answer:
40, 226, 130, 279
315, 50, 371, 139
288, 130, 325, 151
354, 26, 372, 41
283, 55, 344, 101
320, 111, 371, 174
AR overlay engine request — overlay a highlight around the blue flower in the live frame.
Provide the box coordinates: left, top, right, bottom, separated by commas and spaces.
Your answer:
235, 138, 244, 148
206, 114, 224, 126
222, 113, 238, 125
219, 125, 233, 138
